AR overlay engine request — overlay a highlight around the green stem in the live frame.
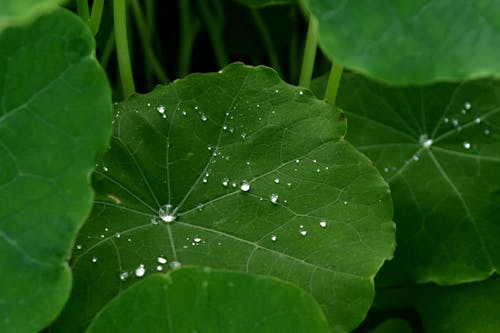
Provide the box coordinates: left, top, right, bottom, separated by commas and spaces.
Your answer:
130, 0, 169, 84
100, 29, 115, 69
196, 0, 228, 69
76, 0, 90, 22
88, 0, 105, 36
113, 0, 135, 98
298, 15, 318, 88
288, 7, 299, 84
324, 62, 343, 105
178, 0, 200, 77
250, 8, 282, 75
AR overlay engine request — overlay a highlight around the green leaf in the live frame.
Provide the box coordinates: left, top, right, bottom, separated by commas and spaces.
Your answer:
52, 63, 395, 332
334, 73, 500, 285
369, 319, 413, 333
0, 8, 111, 333
86, 266, 329, 333
305, 0, 500, 84
233, 0, 296, 7
374, 277, 500, 333
0, 0, 66, 32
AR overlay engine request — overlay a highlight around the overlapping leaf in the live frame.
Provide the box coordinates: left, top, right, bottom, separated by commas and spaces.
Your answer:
52, 63, 395, 332
0, 8, 111, 333
0, 0, 65, 32
86, 267, 329, 333
306, 0, 500, 84
334, 73, 500, 285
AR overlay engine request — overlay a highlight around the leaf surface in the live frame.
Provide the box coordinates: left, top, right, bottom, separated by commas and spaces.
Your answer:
305, 0, 500, 84
53, 63, 395, 333
334, 73, 500, 285
0, 8, 111, 333
86, 266, 329, 333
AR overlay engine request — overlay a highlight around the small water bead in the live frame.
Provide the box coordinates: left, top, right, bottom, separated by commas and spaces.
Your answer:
240, 181, 250, 192
231, 181, 237, 188
157, 256, 167, 264
300, 230, 307, 236
444, 117, 449, 123
384, 167, 389, 172
100, 234, 105, 238
319, 221, 328, 228
246, 161, 251, 166
157, 105, 165, 114
151, 217, 159, 225
103, 166, 108, 172
463, 142, 471, 150
182, 111, 187, 116
452, 119, 460, 127
115, 232, 121, 238
91, 256, 98, 263
135, 264, 145, 277
223, 125, 228, 131
241, 132, 247, 139
128, 238, 132, 242
316, 168, 321, 173
295, 159, 300, 164
412, 155, 419, 161
270, 193, 279, 204
202, 177, 208, 184
475, 117, 481, 124
465, 102, 471, 110
193, 237, 202, 243
104, 227, 109, 232
271, 235, 277, 242
76, 244, 82, 250
147, 102, 151, 107
485, 129, 491, 135
299, 90, 304, 96
222, 178, 229, 187
156, 266, 163, 271
423, 139, 433, 149
159, 204, 176, 223
119, 272, 129, 281
343, 201, 348, 205
274, 178, 280, 184
461, 109, 467, 115
287, 182, 292, 186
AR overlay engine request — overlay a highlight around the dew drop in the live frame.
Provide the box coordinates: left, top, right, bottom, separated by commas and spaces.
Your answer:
300, 230, 307, 236
241, 132, 247, 139
119, 272, 129, 281
246, 161, 251, 166
423, 139, 433, 149
157, 256, 167, 264
465, 102, 471, 110
475, 117, 481, 124
76, 244, 82, 250
222, 178, 229, 187
200, 113, 208, 122
157, 105, 165, 114
194, 237, 202, 243
319, 221, 328, 228
452, 118, 459, 127
202, 177, 208, 184
270, 193, 279, 204
156, 265, 163, 271
274, 178, 280, 184
240, 180, 250, 192
287, 182, 292, 186
159, 204, 176, 223
170, 261, 181, 269
485, 129, 491, 135
151, 217, 159, 225
463, 142, 471, 150
103, 166, 108, 172
135, 264, 145, 277
412, 155, 419, 161
231, 181, 237, 188
343, 201, 348, 205
182, 111, 187, 116
444, 117, 449, 123
383, 167, 389, 172
91, 256, 97, 263
295, 159, 300, 164
299, 90, 304, 96
271, 235, 277, 242
115, 232, 121, 238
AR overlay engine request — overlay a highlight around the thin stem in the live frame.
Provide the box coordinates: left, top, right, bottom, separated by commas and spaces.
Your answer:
324, 62, 343, 105
76, 0, 90, 22
114, 0, 135, 98
100, 29, 115, 69
178, 0, 201, 78
196, 0, 228, 69
250, 8, 282, 75
298, 16, 318, 88
144, 0, 155, 38
288, 7, 299, 84
130, 0, 169, 84
89, 0, 105, 36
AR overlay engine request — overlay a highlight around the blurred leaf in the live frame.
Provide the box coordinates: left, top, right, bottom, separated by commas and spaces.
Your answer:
306, 0, 500, 84
52, 63, 395, 332
0, 8, 111, 333
86, 266, 329, 333
0, 0, 66, 32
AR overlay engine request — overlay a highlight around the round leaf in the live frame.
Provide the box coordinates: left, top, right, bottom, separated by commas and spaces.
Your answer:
336, 73, 500, 285
0, 8, 111, 333
306, 0, 500, 84
53, 63, 395, 332
86, 267, 329, 333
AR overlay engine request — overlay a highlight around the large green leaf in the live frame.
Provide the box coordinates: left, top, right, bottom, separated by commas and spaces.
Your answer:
0, 8, 111, 333
52, 63, 395, 332
0, 0, 65, 32
86, 266, 329, 332
305, 0, 500, 84
332, 73, 500, 285
373, 276, 500, 333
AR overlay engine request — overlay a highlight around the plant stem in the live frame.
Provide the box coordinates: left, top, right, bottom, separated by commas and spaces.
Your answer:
76, 0, 90, 22
130, 0, 169, 84
250, 8, 282, 75
100, 29, 115, 69
288, 7, 299, 84
298, 15, 318, 88
196, 0, 228, 69
178, 0, 200, 78
89, 0, 105, 36
324, 62, 343, 105
113, 0, 135, 98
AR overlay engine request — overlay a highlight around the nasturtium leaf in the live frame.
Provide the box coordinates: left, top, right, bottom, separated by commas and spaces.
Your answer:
52, 63, 395, 333
305, 0, 500, 84
0, 0, 66, 32
86, 266, 329, 333
0, 8, 111, 333
334, 73, 500, 285
233, 0, 296, 7
373, 276, 500, 333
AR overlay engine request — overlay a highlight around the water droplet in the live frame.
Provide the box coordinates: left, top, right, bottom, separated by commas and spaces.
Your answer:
463, 142, 471, 150
115, 232, 121, 238
316, 168, 320, 172
485, 129, 491, 135
119, 272, 129, 281
135, 264, 145, 277
76, 244, 82, 250
343, 201, 348, 205
246, 161, 250, 166
157, 256, 167, 264
100, 234, 104, 238
452, 118, 459, 127
222, 178, 229, 187
194, 106, 199, 110
241, 132, 247, 139
103, 166, 108, 172
319, 221, 328, 228
202, 177, 208, 184
271, 235, 277, 242
299, 225, 304, 229
287, 182, 292, 186
383, 167, 389, 172
104, 227, 109, 232
270, 193, 279, 204
157, 105, 165, 114
159, 204, 176, 223
465, 102, 471, 110
274, 178, 280, 184
256, 104, 260, 108
444, 117, 449, 123
231, 181, 237, 188
194, 237, 202, 243
207, 145, 212, 151
423, 139, 433, 148
475, 117, 481, 124
147, 102, 151, 107
170, 261, 181, 269
182, 111, 187, 116
300, 230, 307, 236
240, 181, 250, 192
91, 256, 97, 263
295, 159, 300, 164
299, 90, 304, 96
128, 238, 132, 242
200, 113, 208, 122
412, 155, 419, 161
151, 217, 159, 225
218, 70, 223, 74
156, 265, 163, 271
